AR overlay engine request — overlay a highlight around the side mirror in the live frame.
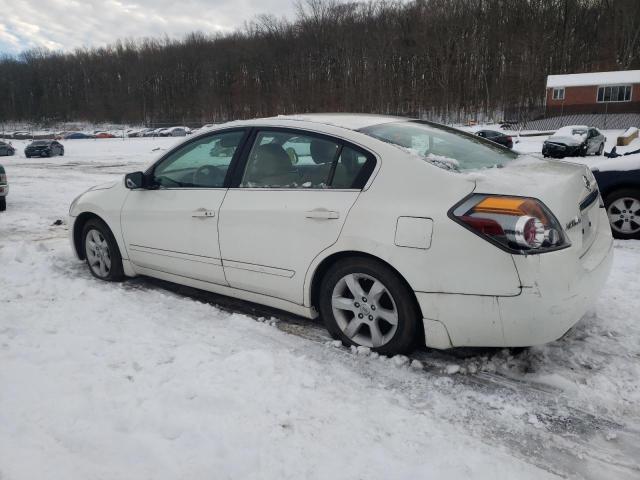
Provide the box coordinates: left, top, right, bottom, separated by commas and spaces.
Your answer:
125, 171, 145, 189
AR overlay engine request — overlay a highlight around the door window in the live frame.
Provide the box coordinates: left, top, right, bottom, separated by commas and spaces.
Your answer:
240, 130, 374, 189
152, 130, 245, 188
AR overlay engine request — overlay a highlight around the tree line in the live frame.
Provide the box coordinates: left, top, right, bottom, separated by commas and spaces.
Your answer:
0, 0, 638, 125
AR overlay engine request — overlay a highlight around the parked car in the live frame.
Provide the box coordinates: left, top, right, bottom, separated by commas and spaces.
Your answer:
0, 141, 15, 156
543, 125, 606, 158
69, 114, 613, 355
95, 131, 116, 139
159, 126, 192, 137
475, 130, 513, 149
143, 128, 165, 137
0, 164, 8, 211
127, 128, 150, 137
10, 131, 32, 140
589, 164, 640, 240
25, 140, 64, 157
64, 132, 94, 139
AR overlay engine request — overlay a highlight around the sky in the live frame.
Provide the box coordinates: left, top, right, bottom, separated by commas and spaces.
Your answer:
0, 0, 317, 55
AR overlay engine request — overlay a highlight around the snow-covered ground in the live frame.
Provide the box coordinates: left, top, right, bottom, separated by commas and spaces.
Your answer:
1, 136, 639, 479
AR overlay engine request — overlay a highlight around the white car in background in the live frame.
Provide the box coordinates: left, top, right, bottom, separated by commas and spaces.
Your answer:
69, 114, 613, 354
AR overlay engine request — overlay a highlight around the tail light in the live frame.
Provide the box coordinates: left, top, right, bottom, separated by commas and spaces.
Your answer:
450, 194, 570, 254
0, 173, 6, 184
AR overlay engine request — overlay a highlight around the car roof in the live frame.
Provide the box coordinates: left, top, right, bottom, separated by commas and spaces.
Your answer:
267, 113, 407, 131
563, 125, 589, 130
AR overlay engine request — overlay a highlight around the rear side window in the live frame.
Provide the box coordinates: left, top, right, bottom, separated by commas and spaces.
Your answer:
361, 121, 517, 170
239, 130, 375, 189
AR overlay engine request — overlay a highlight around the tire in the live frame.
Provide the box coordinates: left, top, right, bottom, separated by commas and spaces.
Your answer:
318, 257, 420, 355
0, 197, 6, 211
605, 189, 640, 240
597, 143, 604, 156
81, 218, 125, 281
25, 155, 30, 158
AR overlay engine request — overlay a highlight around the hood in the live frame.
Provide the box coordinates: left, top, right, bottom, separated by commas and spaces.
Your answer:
546, 135, 585, 147
464, 156, 601, 255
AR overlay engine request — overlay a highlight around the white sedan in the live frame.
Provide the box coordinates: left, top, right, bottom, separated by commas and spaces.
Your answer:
69, 114, 613, 355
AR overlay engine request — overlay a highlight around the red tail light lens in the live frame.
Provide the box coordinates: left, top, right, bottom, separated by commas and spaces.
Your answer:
450, 194, 570, 254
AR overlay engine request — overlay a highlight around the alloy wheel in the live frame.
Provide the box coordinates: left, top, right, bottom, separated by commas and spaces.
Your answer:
331, 273, 398, 348
85, 229, 112, 278
608, 197, 640, 234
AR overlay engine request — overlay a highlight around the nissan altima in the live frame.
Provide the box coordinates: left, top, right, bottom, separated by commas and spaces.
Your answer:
69, 114, 613, 355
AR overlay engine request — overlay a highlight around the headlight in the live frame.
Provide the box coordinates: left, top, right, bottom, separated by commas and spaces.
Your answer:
450, 194, 570, 254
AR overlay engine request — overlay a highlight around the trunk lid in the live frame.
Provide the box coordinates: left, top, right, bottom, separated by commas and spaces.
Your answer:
467, 156, 601, 256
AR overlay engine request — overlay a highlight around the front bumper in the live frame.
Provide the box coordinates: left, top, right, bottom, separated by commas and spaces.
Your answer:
417, 211, 614, 349
25, 149, 49, 156
542, 142, 583, 158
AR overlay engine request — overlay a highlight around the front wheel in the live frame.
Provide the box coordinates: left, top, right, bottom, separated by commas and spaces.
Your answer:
0, 197, 6, 211
597, 143, 604, 156
605, 189, 640, 240
319, 257, 420, 355
82, 218, 125, 281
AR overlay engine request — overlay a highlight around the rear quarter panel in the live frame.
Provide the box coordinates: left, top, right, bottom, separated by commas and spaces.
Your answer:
304, 141, 523, 306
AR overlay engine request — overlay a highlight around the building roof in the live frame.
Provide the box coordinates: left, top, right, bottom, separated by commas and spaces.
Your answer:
547, 70, 640, 88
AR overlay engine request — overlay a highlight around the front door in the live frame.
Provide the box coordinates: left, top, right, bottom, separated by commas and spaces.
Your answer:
121, 129, 247, 285
218, 129, 375, 304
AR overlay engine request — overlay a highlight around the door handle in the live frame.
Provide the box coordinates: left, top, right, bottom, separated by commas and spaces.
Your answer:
192, 208, 215, 218
305, 209, 340, 220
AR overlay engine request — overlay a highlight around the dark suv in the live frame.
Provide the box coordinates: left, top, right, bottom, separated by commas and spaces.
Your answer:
25, 140, 64, 158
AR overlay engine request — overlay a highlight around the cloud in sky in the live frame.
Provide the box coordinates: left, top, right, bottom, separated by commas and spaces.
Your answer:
0, 0, 310, 55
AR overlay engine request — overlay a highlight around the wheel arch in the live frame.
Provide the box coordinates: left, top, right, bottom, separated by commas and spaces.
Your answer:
601, 183, 640, 203
73, 211, 114, 260
308, 250, 425, 322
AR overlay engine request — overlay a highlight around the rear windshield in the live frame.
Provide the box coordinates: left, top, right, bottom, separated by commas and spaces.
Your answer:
360, 121, 518, 171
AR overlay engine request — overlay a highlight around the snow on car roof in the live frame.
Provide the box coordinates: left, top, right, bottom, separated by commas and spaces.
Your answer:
547, 70, 640, 88
275, 113, 405, 130
555, 125, 589, 135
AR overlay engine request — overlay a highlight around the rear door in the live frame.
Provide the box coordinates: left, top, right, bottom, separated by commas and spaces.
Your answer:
121, 129, 247, 285
218, 128, 376, 304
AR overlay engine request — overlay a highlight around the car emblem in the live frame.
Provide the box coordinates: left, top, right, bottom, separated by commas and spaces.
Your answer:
566, 216, 582, 230
583, 175, 592, 191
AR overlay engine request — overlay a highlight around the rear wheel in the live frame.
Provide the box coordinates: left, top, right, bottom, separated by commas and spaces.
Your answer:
0, 197, 6, 211
318, 257, 419, 355
605, 189, 640, 239
597, 143, 604, 156
82, 218, 125, 281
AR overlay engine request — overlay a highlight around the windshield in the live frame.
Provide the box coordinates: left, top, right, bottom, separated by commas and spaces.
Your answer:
31, 140, 49, 146
360, 121, 518, 171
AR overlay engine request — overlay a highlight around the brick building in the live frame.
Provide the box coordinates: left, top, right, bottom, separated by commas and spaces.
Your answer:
545, 70, 640, 116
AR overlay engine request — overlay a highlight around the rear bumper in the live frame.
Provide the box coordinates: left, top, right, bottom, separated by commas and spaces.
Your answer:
417, 213, 614, 349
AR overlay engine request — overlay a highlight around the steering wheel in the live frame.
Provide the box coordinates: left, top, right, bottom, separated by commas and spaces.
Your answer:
193, 165, 225, 187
